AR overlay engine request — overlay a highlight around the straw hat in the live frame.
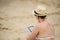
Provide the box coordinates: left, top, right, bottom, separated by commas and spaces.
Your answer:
34, 5, 47, 16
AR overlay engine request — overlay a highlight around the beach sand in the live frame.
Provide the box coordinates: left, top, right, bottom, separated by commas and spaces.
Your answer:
0, 0, 60, 40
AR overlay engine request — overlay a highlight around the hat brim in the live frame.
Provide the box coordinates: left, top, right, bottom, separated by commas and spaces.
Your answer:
34, 14, 47, 16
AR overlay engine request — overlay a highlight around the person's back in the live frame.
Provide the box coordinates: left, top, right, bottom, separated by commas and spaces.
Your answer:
36, 20, 55, 40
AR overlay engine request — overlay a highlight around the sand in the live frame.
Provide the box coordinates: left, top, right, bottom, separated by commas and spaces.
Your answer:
0, 0, 60, 40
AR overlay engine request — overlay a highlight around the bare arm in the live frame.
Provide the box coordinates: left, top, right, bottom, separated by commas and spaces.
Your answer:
27, 25, 39, 40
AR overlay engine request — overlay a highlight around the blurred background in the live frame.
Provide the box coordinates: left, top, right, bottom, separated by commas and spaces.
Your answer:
0, 0, 60, 40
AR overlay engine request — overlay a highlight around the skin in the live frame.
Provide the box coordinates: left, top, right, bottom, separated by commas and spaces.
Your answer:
27, 16, 55, 40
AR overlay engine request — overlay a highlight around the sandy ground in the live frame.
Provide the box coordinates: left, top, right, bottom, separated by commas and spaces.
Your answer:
0, 0, 60, 40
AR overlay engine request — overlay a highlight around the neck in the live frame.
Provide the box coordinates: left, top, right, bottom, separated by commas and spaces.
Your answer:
38, 19, 45, 23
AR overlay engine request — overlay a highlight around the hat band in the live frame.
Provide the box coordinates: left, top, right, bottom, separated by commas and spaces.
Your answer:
34, 10, 38, 14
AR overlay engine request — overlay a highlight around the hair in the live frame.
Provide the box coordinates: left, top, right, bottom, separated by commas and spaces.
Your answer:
38, 16, 46, 19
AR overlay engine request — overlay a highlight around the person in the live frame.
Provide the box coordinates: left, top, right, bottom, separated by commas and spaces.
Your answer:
27, 5, 55, 40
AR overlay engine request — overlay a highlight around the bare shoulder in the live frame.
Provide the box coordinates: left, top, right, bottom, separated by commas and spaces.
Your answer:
35, 23, 42, 29
47, 21, 55, 26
